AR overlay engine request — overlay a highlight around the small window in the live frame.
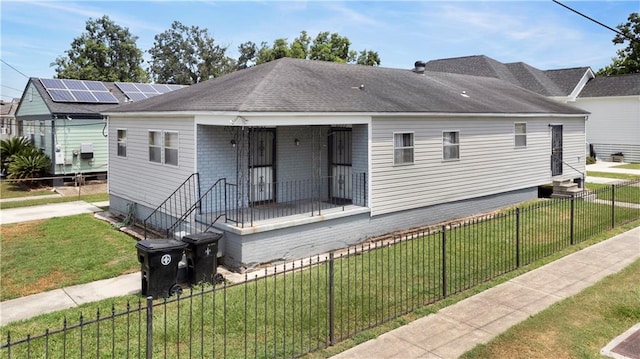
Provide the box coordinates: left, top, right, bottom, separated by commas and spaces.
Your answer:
149, 131, 161, 163
117, 129, 127, 157
515, 123, 527, 147
443, 131, 459, 160
394, 132, 414, 165
164, 131, 179, 166
39, 121, 46, 149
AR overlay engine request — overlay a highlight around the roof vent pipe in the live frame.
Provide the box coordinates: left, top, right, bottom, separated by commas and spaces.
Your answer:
414, 61, 426, 74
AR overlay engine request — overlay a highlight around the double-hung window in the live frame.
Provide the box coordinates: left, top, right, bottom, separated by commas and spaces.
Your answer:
443, 131, 459, 160
394, 132, 414, 165
149, 131, 162, 163
149, 130, 179, 166
117, 129, 127, 157
164, 131, 179, 166
515, 123, 527, 147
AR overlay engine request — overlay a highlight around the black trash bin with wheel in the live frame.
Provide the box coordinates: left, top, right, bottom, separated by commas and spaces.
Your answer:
136, 239, 187, 299
181, 232, 222, 285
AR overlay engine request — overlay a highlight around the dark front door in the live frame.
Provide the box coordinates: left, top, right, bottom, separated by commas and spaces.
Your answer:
249, 128, 275, 203
329, 128, 352, 202
551, 125, 563, 176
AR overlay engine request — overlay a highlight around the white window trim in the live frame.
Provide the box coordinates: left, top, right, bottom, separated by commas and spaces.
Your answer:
442, 130, 460, 161
515, 122, 527, 148
164, 130, 179, 167
148, 129, 179, 166
117, 128, 127, 158
393, 131, 415, 166
148, 130, 162, 164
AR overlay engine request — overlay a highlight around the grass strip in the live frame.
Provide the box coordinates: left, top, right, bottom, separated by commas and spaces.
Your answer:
461, 257, 640, 359
0, 193, 109, 210
587, 171, 640, 180
613, 163, 640, 170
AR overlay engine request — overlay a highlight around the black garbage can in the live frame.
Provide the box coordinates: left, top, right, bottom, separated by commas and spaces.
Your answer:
181, 232, 222, 285
136, 239, 187, 299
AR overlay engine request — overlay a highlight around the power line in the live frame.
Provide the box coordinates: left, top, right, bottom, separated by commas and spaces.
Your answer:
0, 58, 30, 78
552, 0, 639, 45
1, 84, 24, 93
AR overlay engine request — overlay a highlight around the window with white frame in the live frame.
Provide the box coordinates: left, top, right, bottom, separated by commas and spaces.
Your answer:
39, 121, 46, 149
394, 132, 414, 165
149, 131, 162, 163
443, 131, 459, 160
164, 131, 179, 166
515, 123, 527, 147
117, 129, 127, 157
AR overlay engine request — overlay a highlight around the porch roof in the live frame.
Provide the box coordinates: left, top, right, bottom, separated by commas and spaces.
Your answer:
106, 58, 588, 116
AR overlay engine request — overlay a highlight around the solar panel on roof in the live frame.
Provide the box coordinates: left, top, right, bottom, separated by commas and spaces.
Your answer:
115, 82, 186, 102
39, 78, 118, 104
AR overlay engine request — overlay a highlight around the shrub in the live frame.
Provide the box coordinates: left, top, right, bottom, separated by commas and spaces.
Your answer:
0, 136, 32, 175
586, 156, 596, 165
7, 147, 50, 180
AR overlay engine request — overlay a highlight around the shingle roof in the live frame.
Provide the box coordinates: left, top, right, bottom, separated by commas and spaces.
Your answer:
108, 58, 586, 115
579, 73, 640, 97
423, 55, 591, 97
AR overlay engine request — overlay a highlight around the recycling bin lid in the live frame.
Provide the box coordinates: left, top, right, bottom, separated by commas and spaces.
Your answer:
136, 239, 187, 252
181, 232, 222, 245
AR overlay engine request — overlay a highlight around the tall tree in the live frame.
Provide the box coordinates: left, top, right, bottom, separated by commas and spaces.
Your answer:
240, 30, 380, 68
51, 16, 148, 82
148, 21, 234, 84
598, 12, 640, 75
309, 32, 355, 63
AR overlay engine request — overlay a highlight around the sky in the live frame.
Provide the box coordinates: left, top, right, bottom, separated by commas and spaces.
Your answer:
1, 0, 637, 102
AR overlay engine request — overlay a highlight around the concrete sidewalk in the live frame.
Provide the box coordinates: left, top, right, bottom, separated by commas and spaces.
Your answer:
0, 200, 108, 225
332, 226, 640, 359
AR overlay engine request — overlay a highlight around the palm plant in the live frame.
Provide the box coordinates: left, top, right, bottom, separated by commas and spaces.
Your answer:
7, 147, 50, 180
0, 136, 32, 175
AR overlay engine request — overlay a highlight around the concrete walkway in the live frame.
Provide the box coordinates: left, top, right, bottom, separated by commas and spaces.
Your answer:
0, 200, 108, 225
332, 226, 640, 359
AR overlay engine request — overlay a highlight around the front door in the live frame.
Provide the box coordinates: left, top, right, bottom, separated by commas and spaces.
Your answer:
249, 128, 275, 203
329, 128, 352, 202
551, 125, 563, 176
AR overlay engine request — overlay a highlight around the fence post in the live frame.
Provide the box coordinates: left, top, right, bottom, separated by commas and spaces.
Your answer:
441, 225, 447, 298
570, 196, 575, 245
328, 252, 335, 346
146, 296, 153, 359
516, 208, 521, 268
611, 184, 616, 229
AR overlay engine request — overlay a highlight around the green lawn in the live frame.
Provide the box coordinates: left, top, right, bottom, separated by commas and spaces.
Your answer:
0, 180, 54, 199
586, 183, 640, 204
1, 199, 638, 358
587, 171, 640, 180
614, 163, 640, 170
0, 214, 139, 301
461, 257, 640, 359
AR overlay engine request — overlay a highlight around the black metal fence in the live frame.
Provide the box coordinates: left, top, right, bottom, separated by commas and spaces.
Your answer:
3, 180, 639, 358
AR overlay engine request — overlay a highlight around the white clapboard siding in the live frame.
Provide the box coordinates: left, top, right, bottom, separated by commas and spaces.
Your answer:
370, 116, 586, 216
578, 96, 640, 146
108, 116, 195, 209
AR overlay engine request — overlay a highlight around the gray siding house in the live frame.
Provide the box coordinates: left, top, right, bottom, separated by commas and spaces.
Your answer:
105, 58, 588, 270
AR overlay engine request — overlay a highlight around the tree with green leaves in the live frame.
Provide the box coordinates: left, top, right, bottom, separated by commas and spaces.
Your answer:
243, 30, 380, 67
598, 12, 640, 75
148, 21, 234, 84
51, 16, 148, 82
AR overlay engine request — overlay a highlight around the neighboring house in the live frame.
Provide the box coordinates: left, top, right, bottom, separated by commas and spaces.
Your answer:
15, 78, 185, 180
424, 55, 640, 163
575, 74, 640, 163
0, 98, 20, 140
105, 57, 588, 270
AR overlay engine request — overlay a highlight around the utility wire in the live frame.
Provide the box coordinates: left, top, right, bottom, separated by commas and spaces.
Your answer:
552, 0, 640, 45
1, 84, 24, 93
0, 58, 30, 78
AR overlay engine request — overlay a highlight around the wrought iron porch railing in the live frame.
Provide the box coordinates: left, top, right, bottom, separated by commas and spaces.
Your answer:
143, 173, 200, 239
226, 172, 367, 227
144, 172, 368, 238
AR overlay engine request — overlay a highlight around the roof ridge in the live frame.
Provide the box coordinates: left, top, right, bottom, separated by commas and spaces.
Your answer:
237, 59, 285, 111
